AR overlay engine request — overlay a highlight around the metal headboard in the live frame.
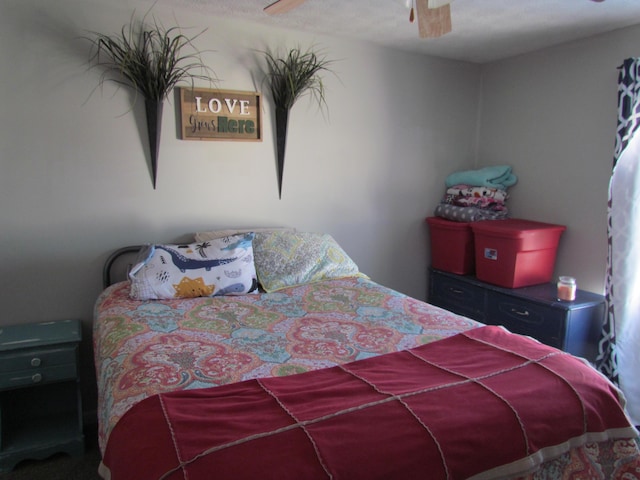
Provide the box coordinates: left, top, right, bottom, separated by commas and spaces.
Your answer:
102, 245, 143, 289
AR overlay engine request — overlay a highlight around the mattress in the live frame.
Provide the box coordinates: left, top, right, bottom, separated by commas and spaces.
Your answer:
94, 276, 481, 454
93, 231, 640, 479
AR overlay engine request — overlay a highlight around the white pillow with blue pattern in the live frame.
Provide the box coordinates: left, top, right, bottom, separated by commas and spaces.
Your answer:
129, 233, 258, 300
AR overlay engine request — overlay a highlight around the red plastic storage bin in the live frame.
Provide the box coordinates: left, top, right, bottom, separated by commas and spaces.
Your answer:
426, 217, 475, 275
470, 219, 566, 288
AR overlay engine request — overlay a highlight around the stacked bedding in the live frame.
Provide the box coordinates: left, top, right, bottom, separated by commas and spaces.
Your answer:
434, 165, 516, 222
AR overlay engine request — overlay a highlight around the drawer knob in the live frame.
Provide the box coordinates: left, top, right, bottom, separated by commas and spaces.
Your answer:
31, 357, 41, 367
510, 308, 530, 317
32, 373, 42, 383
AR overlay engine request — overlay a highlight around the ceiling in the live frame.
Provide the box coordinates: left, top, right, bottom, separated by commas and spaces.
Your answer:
160, 0, 640, 63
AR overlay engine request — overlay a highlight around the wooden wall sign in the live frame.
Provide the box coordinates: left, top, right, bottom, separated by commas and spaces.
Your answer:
179, 88, 262, 141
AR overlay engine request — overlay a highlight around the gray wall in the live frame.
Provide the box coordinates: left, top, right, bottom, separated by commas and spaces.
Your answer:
479, 24, 640, 294
2, 0, 639, 421
0, 0, 479, 417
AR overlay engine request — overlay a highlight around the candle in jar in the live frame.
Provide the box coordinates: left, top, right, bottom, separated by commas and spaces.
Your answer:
557, 276, 576, 301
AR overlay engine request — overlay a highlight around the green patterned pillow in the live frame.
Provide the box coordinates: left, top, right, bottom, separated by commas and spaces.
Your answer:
253, 231, 364, 292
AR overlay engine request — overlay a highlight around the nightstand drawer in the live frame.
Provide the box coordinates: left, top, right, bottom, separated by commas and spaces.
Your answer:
487, 292, 564, 348
0, 364, 78, 389
0, 346, 78, 389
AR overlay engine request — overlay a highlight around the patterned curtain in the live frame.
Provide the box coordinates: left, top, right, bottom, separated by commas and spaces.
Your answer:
596, 57, 640, 426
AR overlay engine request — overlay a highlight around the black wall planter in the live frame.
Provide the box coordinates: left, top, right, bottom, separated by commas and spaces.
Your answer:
85, 15, 215, 190
145, 99, 163, 190
275, 106, 290, 199
262, 47, 334, 200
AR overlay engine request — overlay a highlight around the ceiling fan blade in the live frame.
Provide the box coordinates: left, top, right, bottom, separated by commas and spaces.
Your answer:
416, 0, 452, 38
264, 0, 306, 15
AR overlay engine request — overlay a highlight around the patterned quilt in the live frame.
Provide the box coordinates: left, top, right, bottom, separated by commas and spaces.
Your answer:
100, 326, 640, 480
93, 276, 481, 453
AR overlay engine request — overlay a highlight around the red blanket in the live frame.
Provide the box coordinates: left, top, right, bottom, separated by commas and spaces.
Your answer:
101, 326, 637, 480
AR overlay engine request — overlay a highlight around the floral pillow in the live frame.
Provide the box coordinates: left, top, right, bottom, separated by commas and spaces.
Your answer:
253, 231, 364, 292
129, 233, 258, 300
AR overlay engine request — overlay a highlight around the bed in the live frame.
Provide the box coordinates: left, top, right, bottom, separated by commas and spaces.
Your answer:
93, 229, 640, 480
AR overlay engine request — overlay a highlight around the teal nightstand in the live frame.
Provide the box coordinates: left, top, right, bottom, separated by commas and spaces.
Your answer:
0, 319, 84, 472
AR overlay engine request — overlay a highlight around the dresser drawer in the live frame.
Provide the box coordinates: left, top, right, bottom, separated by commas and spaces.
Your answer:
0, 345, 78, 389
487, 292, 565, 348
429, 271, 485, 320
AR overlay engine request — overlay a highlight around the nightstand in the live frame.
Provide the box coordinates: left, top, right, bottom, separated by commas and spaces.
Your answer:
0, 319, 84, 473
428, 268, 606, 361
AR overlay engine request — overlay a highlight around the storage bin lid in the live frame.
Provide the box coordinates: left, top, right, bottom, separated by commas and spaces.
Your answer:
426, 216, 473, 230
471, 219, 565, 249
471, 219, 566, 235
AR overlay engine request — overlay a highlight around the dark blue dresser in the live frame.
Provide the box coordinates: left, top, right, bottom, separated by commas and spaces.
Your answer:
429, 268, 606, 362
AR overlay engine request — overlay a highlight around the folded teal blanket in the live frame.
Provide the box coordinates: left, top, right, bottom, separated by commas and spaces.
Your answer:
445, 165, 517, 189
